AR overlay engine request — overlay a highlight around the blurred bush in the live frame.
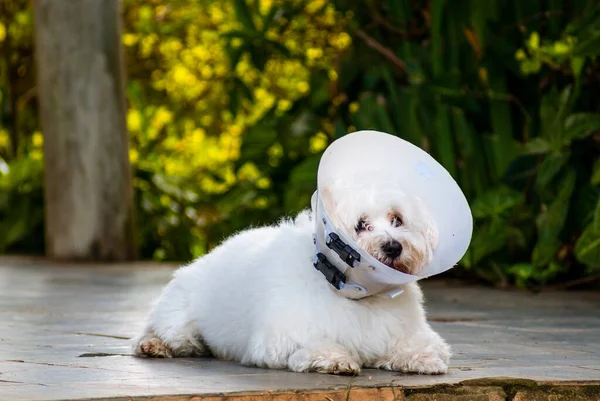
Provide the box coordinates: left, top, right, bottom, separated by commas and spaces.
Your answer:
0, 0, 599, 287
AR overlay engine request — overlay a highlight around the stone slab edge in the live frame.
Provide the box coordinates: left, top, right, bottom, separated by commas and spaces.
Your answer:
59, 377, 600, 401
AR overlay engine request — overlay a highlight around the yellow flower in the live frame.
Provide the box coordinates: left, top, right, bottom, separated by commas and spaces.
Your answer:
306, 47, 323, 60
231, 38, 243, 48
297, 81, 310, 94
32, 131, 44, 147
160, 195, 171, 206
553, 41, 571, 55
200, 115, 213, 126
349, 102, 359, 113
0, 23, 6, 42
127, 109, 143, 132
478, 67, 488, 85
306, 0, 327, 14
129, 148, 139, 164
153, 107, 173, 127
253, 196, 269, 209
268, 142, 283, 158
123, 33, 138, 46
256, 177, 271, 189
0, 129, 10, 149
192, 128, 206, 141
238, 162, 261, 181
277, 99, 292, 112
30, 150, 43, 161
330, 32, 352, 49
259, 0, 273, 15
200, 65, 213, 79
140, 34, 157, 58
514, 49, 527, 61
527, 32, 540, 50
309, 132, 328, 153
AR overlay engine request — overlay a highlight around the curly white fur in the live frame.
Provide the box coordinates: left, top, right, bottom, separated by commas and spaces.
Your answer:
133, 188, 450, 375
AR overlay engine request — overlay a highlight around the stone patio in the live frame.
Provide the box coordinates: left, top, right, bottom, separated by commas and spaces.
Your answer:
0, 257, 599, 400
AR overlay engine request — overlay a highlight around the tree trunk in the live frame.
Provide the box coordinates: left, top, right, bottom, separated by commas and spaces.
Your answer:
33, 0, 135, 261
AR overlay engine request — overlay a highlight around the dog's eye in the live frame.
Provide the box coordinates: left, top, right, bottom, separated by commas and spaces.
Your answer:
391, 216, 403, 227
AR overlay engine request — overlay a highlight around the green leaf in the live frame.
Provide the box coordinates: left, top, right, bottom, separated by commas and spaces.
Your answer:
571, 57, 585, 82
220, 30, 253, 39
557, 85, 573, 120
232, 0, 256, 32
468, 217, 509, 265
539, 86, 572, 150
532, 170, 576, 267
523, 138, 551, 155
574, 223, 600, 271
594, 194, 600, 233
265, 39, 291, 57
592, 157, 600, 186
434, 104, 456, 178
564, 112, 600, 141
487, 67, 516, 178
260, 4, 279, 33
375, 101, 396, 135
228, 85, 241, 117
572, 184, 600, 229
573, 32, 600, 58
452, 108, 488, 197
238, 124, 277, 164
386, 0, 410, 23
430, 0, 445, 76
535, 152, 569, 196
283, 155, 320, 211
471, 187, 525, 220
333, 119, 346, 140
216, 183, 256, 215
531, 237, 561, 268
0, 214, 28, 252
508, 263, 534, 288
249, 45, 268, 70
507, 226, 527, 249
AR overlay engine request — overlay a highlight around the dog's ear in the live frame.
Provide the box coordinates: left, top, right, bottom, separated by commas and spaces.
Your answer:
320, 186, 341, 225
320, 186, 335, 212
423, 218, 439, 263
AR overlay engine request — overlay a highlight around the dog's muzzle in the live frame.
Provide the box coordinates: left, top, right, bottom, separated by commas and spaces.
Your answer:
312, 192, 419, 300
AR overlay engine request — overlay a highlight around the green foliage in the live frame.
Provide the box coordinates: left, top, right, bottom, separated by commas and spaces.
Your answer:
330, 0, 600, 287
0, 157, 44, 253
1, 0, 599, 287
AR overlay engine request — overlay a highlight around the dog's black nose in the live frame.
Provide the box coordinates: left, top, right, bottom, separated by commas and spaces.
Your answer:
382, 240, 403, 259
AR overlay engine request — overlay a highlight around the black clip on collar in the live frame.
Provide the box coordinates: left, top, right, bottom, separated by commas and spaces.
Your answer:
313, 253, 346, 290
326, 232, 361, 267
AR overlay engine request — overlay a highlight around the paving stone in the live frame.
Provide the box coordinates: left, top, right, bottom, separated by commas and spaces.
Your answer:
512, 386, 600, 401
0, 257, 599, 401
405, 386, 506, 401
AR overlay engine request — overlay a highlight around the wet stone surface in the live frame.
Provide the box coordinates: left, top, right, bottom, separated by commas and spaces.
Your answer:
0, 257, 599, 400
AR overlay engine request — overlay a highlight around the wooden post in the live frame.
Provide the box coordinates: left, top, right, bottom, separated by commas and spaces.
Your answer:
33, 0, 135, 261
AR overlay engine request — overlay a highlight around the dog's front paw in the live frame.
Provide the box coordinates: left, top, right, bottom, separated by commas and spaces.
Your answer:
133, 336, 173, 358
312, 355, 361, 375
384, 352, 448, 375
288, 347, 360, 375
377, 335, 451, 374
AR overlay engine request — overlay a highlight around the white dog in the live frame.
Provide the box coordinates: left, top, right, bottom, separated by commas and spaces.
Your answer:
133, 182, 450, 375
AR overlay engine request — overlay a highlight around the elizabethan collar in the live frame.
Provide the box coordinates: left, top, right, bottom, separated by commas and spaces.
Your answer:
312, 130, 473, 299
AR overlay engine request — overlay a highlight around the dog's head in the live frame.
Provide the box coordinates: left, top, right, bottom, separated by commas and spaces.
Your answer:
321, 181, 439, 275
